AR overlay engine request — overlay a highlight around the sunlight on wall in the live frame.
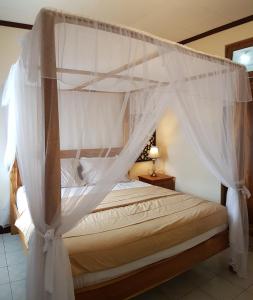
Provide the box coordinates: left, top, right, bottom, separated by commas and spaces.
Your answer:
158, 109, 220, 202
129, 108, 221, 202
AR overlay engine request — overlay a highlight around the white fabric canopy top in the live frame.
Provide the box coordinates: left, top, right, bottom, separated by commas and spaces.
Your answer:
1, 8, 252, 300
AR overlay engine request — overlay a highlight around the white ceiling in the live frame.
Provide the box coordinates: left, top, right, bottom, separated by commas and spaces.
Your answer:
0, 0, 252, 41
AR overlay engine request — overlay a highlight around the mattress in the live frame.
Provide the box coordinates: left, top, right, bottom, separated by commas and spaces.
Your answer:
15, 181, 228, 288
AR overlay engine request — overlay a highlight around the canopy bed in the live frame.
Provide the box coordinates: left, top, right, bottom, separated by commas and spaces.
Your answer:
1, 8, 252, 300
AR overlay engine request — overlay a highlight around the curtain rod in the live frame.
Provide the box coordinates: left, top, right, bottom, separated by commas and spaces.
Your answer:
39, 8, 246, 71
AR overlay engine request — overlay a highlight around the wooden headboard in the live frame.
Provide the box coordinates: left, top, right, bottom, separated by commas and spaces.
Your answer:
9, 160, 22, 234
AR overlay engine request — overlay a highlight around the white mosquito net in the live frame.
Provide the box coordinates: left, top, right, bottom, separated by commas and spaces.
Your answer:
1, 8, 252, 300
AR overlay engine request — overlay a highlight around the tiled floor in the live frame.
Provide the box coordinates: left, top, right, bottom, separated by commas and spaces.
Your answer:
0, 233, 26, 300
0, 233, 253, 300
133, 249, 253, 300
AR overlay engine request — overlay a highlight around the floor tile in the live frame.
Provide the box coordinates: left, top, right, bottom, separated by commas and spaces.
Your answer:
0, 240, 4, 254
0, 267, 10, 285
236, 290, 253, 300
8, 262, 27, 282
0, 254, 7, 268
3, 239, 23, 253
200, 276, 243, 300
219, 266, 253, 289
11, 280, 26, 300
5, 250, 26, 266
0, 282, 12, 300
183, 265, 215, 287
2, 234, 19, 242
201, 250, 229, 275
160, 272, 196, 299
246, 284, 253, 294
181, 288, 214, 300
133, 287, 167, 300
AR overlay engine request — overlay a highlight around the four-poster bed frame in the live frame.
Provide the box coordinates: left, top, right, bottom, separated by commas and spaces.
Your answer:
9, 8, 231, 300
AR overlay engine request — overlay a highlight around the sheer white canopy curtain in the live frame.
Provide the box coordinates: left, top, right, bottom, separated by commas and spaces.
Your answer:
0, 93, 10, 227
1, 8, 252, 300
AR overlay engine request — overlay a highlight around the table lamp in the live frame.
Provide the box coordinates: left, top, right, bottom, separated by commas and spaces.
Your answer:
149, 146, 160, 177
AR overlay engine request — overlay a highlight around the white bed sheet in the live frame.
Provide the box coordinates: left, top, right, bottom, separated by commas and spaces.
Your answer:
16, 180, 150, 214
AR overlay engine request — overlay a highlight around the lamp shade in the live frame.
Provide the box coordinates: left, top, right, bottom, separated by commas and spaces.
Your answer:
149, 146, 160, 159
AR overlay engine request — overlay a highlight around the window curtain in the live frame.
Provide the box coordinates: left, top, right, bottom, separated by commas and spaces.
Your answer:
2, 8, 252, 300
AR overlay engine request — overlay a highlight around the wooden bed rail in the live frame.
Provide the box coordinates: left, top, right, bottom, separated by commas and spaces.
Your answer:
60, 147, 122, 159
75, 230, 229, 300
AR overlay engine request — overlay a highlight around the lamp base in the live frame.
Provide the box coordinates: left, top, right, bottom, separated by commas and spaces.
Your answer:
151, 159, 157, 177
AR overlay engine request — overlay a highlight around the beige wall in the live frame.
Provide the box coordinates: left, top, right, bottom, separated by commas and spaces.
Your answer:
0, 26, 27, 85
187, 21, 253, 57
129, 108, 221, 202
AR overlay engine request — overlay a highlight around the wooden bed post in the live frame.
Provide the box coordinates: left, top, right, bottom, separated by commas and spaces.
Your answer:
40, 10, 61, 226
10, 160, 21, 234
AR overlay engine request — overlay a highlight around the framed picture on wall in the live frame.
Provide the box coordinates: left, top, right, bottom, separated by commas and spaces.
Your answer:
136, 132, 156, 162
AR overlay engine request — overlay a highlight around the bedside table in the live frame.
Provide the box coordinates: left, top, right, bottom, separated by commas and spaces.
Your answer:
138, 174, 175, 190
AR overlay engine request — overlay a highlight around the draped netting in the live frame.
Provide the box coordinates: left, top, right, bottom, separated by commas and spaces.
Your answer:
1, 8, 252, 300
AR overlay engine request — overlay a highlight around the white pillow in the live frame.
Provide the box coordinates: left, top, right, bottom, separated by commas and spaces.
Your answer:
61, 158, 86, 188
80, 157, 113, 184
120, 173, 131, 182
80, 157, 130, 184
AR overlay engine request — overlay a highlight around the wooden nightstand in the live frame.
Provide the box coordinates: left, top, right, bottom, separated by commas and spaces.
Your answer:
138, 174, 175, 190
